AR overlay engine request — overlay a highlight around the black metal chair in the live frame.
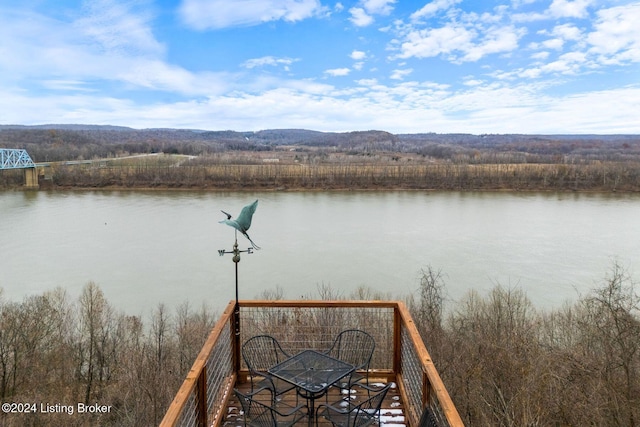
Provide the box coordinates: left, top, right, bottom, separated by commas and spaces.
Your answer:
418, 405, 440, 427
235, 388, 307, 427
242, 335, 297, 400
315, 383, 391, 427
324, 329, 375, 393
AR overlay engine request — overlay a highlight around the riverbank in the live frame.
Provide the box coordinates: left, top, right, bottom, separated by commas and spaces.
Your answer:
3, 160, 637, 192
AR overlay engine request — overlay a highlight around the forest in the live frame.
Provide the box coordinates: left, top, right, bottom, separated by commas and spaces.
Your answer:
0, 264, 637, 426
1, 125, 640, 191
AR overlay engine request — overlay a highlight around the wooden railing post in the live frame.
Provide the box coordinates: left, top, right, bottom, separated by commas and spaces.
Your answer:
196, 369, 207, 427
393, 303, 402, 375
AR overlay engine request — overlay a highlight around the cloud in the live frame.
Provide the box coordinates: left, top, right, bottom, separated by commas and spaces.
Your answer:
243, 56, 297, 69
396, 24, 474, 59
351, 50, 367, 60
348, 0, 395, 26
6, 78, 638, 134
390, 68, 413, 80
349, 7, 374, 26
179, 0, 324, 30
393, 3, 526, 63
0, 0, 228, 97
548, 0, 593, 19
361, 0, 396, 15
460, 25, 523, 61
587, 3, 640, 64
325, 68, 351, 76
411, 0, 462, 21
74, 0, 164, 56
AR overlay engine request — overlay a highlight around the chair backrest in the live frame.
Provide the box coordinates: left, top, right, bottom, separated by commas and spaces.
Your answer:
418, 405, 440, 427
242, 335, 290, 373
234, 388, 277, 427
327, 329, 375, 370
351, 383, 391, 427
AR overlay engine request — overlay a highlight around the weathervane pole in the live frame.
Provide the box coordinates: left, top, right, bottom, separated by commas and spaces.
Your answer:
219, 229, 253, 372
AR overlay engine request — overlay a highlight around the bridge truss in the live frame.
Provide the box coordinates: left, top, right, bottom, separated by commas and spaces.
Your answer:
0, 149, 36, 170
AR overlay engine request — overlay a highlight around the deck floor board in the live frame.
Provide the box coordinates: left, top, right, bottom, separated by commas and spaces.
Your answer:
223, 378, 407, 426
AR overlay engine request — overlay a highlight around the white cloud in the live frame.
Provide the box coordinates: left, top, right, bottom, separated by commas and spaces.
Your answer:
551, 23, 582, 41
243, 56, 297, 69
3, 74, 640, 133
0, 1, 230, 97
179, 0, 324, 30
361, 0, 396, 15
390, 68, 413, 80
548, 0, 593, 19
531, 51, 550, 60
411, 0, 462, 21
460, 25, 523, 61
395, 21, 523, 62
351, 50, 367, 60
349, 7, 374, 26
325, 68, 351, 76
587, 3, 640, 63
348, 0, 395, 26
396, 24, 473, 59
74, 0, 164, 57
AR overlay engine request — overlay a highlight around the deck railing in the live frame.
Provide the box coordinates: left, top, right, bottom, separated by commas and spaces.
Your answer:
160, 300, 463, 427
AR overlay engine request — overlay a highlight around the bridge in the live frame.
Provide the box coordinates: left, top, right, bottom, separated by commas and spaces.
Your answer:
0, 148, 39, 188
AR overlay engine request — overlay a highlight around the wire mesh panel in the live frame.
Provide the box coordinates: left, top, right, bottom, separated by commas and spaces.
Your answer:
400, 323, 452, 427
206, 324, 234, 425
400, 325, 425, 425
175, 392, 197, 427
239, 303, 395, 370
161, 302, 235, 427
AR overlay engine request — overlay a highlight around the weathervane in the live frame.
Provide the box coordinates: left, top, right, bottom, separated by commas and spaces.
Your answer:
218, 199, 260, 367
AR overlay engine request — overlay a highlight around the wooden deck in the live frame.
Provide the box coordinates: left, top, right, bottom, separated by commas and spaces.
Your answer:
223, 377, 407, 427
161, 301, 464, 427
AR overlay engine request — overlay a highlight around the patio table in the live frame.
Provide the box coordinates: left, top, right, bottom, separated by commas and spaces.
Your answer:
268, 349, 355, 425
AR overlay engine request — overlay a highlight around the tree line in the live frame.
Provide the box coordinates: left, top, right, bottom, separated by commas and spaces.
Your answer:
1, 263, 637, 426
22, 159, 640, 192
408, 263, 639, 426
0, 283, 215, 426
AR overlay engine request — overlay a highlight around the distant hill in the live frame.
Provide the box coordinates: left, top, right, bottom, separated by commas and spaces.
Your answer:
1, 124, 639, 163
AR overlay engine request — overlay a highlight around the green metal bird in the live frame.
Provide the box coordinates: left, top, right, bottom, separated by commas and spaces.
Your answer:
220, 199, 261, 249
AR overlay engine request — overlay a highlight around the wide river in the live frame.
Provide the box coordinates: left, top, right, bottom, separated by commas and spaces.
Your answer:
1, 190, 639, 316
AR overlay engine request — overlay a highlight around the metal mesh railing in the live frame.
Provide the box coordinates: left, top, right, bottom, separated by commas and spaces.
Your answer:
175, 392, 197, 427
400, 325, 425, 424
205, 324, 234, 425
161, 302, 235, 427
399, 312, 458, 427
239, 303, 395, 370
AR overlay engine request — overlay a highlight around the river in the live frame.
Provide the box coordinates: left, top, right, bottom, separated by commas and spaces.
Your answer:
1, 190, 639, 315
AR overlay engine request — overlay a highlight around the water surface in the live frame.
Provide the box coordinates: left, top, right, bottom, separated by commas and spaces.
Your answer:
1, 190, 638, 315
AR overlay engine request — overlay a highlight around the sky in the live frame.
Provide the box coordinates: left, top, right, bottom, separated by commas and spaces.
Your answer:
1, 0, 639, 134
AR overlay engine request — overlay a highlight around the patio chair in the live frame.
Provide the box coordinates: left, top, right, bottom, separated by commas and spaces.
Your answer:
235, 388, 308, 427
418, 405, 440, 427
315, 383, 391, 427
242, 335, 297, 399
324, 329, 375, 394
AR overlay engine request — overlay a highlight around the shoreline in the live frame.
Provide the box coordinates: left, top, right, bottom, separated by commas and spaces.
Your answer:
5, 183, 639, 194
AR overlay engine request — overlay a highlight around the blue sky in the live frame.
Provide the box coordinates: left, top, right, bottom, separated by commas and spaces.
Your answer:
1, 0, 639, 133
